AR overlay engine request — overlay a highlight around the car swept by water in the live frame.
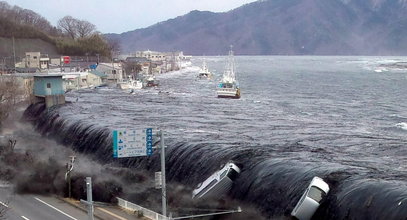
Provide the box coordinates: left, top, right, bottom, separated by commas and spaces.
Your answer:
192, 162, 240, 200
291, 176, 330, 220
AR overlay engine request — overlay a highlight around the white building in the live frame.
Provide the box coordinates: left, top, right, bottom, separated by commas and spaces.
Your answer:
23, 52, 50, 69
135, 50, 167, 61
95, 62, 124, 83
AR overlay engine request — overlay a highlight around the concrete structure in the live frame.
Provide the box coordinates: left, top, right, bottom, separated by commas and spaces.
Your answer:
131, 50, 192, 73
24, 52, 50, 70
95, 62, 124, 84
88, 70, 107, 86
40, 57, 50, 69
63, 71, 107, 90
63, 72, 87, 90
33, 74, 65, 108
25, 52, 41, 69
135, 50, 166, 62
125, 57, 149, 63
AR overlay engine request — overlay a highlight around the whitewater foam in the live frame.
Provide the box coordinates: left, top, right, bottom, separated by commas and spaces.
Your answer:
395, 122, 407, 130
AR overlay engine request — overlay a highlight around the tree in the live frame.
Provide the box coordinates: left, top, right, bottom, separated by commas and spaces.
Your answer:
58, 16, 98, 39
76, 19, 96, 38
0, 76, 24, 125
57, 16, 78, 39
106, 38, 121, 57
0, 2, 57, 36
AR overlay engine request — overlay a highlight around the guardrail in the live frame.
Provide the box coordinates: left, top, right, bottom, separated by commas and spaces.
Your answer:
117, 197, 168, 220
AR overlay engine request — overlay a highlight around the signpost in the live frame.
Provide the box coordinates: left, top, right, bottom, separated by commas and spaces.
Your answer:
80, 177, 94, 220
113, 129, 153, 158
63, 56, 71, 64
112, 130, 240, 219
113, 128, 167, 217
155, 171, 162, 189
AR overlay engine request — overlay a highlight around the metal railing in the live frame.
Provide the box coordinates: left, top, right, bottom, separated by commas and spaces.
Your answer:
117, 197, 168, 220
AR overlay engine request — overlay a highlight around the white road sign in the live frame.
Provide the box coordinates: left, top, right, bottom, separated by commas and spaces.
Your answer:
155, 171, 162, 189
113, 128, 153, 158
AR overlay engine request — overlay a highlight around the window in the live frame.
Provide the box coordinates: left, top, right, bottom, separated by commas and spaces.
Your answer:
308, 186, 326, 203
227, 169, 239, 180
47, 83, 51, 88
33, 56, 37, 59
220, 170, 228, 179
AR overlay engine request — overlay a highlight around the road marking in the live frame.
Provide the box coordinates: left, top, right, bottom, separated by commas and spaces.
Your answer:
97, 207, 128, 220
34, 197, 78, 220
0, 201, 8, 208
21, 216, 30, 220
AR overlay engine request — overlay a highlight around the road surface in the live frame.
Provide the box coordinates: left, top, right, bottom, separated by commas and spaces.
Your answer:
0, 186, 141, 220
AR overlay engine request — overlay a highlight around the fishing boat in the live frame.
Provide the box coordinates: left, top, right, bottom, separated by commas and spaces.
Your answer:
217, 47, 240, 99
117, 76, 143, 90
197, 58, 212, 79
144, 75, 159, 87
192, 162, 241, 200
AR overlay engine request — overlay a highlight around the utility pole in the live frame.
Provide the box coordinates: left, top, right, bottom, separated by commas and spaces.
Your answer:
159, 130, 167, 217
2, 57, 5, 75
111, 50, 116, 83
65, 156, 76, 198
12, 37, 16, 73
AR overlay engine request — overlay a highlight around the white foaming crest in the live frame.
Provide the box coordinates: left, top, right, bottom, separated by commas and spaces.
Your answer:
395, 122, 407, 130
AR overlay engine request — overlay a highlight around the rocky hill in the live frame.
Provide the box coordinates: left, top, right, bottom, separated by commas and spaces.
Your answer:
106, 0, 407, 55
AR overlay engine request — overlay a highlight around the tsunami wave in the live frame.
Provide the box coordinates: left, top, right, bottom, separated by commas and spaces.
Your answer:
23, 103, 407, 219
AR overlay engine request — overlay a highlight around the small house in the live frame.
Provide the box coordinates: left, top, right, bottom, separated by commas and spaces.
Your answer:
33, 74, 65, 108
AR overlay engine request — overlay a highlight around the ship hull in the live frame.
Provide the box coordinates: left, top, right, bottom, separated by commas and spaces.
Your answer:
217, 88, 240, 99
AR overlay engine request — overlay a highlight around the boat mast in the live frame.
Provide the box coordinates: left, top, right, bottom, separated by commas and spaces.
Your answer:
229, 45, 235, 80
224, 45, 235, 82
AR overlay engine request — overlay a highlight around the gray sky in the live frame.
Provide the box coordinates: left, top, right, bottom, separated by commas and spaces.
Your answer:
6, 0, 258, 34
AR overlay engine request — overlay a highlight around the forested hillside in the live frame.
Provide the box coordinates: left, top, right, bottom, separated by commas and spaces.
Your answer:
0, 1, 112, 58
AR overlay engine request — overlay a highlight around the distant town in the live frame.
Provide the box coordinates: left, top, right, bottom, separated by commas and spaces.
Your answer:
0, 49, 192, 104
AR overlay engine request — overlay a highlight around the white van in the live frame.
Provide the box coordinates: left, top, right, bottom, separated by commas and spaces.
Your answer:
291, 176, 330, 220
192, 162, 241, 200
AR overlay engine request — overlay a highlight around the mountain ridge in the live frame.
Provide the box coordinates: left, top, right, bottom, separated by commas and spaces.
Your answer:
106, 0, 407, 55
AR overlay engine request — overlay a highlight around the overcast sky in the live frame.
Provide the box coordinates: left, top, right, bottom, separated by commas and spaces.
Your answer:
5, 0, 258, 34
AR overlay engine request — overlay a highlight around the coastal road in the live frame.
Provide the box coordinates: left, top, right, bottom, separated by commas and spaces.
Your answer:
0, 187, 89, 220
0, 186, 142, 220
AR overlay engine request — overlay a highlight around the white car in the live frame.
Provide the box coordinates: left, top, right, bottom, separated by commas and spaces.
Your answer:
291, 176, 330, 220
192, 162, 241, 200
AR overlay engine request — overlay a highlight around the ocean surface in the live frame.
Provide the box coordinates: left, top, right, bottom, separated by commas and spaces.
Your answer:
27, 56, 407, 219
